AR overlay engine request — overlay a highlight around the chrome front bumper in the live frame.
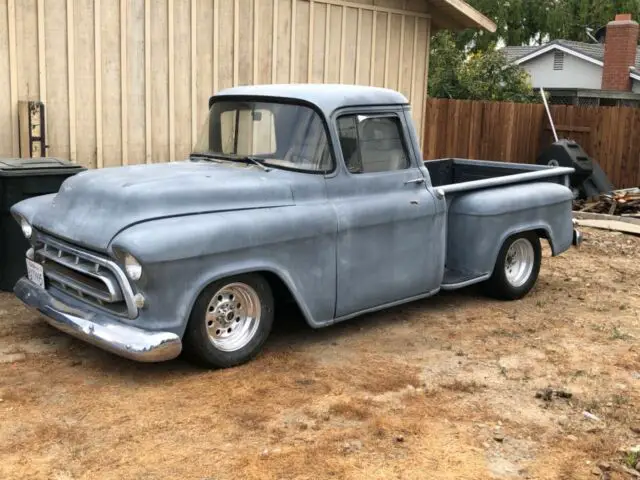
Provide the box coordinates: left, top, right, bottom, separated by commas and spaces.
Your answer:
14, 277, 182, 362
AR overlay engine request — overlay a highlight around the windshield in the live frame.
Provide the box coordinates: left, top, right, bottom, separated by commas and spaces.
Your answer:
192, 100, 333, 173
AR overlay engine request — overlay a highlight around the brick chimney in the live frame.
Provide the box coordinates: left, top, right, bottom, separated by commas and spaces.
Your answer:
602, 13, 639, 91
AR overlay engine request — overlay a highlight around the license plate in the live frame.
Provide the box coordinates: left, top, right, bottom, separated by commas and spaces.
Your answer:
26, 258, 45, 289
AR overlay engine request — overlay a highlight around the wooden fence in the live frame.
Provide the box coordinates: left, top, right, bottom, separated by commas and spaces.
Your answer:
422, 98, 640, 189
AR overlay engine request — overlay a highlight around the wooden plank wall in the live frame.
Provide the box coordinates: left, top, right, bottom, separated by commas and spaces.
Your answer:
0, 0, 431, 168
423, 98, 640, 189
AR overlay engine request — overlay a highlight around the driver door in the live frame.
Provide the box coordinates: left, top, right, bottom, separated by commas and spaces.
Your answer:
327, 110, 443, 318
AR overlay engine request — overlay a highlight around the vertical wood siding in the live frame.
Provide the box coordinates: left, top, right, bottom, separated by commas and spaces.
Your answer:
0, 0, 431, 168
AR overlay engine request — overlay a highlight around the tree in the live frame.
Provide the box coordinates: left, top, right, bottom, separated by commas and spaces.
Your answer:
456, 0, 557, 50
427, 0, 640, 102
428, 32, 536, 102
455, 0, 640, 50
549, 0, 640, 42
428, 31, 465, 99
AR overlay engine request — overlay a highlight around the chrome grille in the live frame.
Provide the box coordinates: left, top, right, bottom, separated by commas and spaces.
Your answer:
33, 233, 138, 318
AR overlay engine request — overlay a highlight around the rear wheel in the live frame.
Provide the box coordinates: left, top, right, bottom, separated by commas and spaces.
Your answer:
483, 232, 541, 300
183, 273, 274, 368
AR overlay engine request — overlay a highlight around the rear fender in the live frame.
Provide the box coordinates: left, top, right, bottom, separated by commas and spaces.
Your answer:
445, 182, 573, 276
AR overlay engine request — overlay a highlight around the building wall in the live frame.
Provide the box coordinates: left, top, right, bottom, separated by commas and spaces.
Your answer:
0, 0, 431, 168
521, 51, 604, 90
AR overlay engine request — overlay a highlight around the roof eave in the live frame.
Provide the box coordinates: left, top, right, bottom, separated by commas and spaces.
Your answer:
429, 0, 497, 33
511, 43, 640, 82
513, 44, 603, 68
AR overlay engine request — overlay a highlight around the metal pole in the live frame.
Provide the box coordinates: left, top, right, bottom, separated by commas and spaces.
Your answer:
540, 87, 559, 142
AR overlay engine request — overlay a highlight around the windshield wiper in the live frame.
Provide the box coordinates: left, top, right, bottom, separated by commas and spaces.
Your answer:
238, 155, 271, 172
190, 152, 271, 171
189, 153, 226, 163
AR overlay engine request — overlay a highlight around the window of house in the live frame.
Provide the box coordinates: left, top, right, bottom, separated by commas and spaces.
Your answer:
553, 50, 564, 71
577, 97, 600, 107
549, 95, 574, 105
600, 98, 619, 107
336, 114, 409, 173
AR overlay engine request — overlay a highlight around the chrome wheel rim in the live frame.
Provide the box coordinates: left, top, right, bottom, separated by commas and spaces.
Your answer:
205, 283, 261, 352
504, 238, 535, 288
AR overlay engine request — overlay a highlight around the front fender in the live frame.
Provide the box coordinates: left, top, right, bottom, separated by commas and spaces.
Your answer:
10, 194, 57, 226
180, 261, 319, 330
109, 205, 337, 335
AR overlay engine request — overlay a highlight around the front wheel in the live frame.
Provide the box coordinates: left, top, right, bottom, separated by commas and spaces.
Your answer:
483, 232, 541, 300
182, 273, 274, 368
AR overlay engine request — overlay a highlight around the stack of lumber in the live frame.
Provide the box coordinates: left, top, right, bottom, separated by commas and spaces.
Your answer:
573, 188, 640, 217
573, 188, 640, 236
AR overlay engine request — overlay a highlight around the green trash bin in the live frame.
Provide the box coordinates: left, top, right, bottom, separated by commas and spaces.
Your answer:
0, 158, 86, 291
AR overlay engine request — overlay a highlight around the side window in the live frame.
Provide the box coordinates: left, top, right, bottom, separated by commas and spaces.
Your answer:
336, 114, 409, 173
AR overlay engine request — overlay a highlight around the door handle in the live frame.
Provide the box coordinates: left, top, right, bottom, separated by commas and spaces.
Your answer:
404, 178, 425, 186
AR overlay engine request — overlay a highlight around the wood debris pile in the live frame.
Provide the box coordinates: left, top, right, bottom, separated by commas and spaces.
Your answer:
573, 188, 640, 217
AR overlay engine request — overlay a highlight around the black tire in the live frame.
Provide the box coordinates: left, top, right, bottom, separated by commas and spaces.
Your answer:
182, 273, 274, 368
483, 232, 541, 301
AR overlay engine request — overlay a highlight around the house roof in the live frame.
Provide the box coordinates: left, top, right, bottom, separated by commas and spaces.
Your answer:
502, 45, 539, 63
502, 40, 640, 79
427, 0, 497, 33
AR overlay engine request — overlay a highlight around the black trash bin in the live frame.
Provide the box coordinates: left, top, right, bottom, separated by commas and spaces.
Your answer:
536, 140, 594, 190
536, 140, 614, 198
0, 158, 86, 291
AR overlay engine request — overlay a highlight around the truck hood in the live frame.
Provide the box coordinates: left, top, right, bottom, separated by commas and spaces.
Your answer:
30, 161, 295, 251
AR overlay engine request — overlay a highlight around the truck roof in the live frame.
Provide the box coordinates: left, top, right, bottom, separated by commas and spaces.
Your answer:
214, 84, 409, 117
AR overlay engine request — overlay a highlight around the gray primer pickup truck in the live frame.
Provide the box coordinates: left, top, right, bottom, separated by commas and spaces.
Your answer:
12, 84, 582, 368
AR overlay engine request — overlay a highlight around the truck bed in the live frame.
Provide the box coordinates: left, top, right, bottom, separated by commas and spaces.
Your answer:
426, 159, 577, 291
424, 158, 574, 194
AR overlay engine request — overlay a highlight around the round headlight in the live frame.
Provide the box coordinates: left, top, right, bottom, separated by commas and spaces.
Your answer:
124, 254, 142, 281
20, 218, 32, 239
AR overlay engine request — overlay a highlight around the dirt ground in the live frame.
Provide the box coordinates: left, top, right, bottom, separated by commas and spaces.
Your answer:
0, 227, 638, 480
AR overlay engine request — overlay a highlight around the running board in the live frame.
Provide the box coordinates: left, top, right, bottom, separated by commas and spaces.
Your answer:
441, 268, 490, 290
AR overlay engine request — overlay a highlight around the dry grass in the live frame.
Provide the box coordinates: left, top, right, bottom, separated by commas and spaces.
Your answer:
328, 400, 372, 421
336, 357, 422, 394
440, 379, 487, 394
0, 228, 639, 479
230, 409, 271, 431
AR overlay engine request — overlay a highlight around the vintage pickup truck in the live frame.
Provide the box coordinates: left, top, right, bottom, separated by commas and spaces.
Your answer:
12, 84, 582, 368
